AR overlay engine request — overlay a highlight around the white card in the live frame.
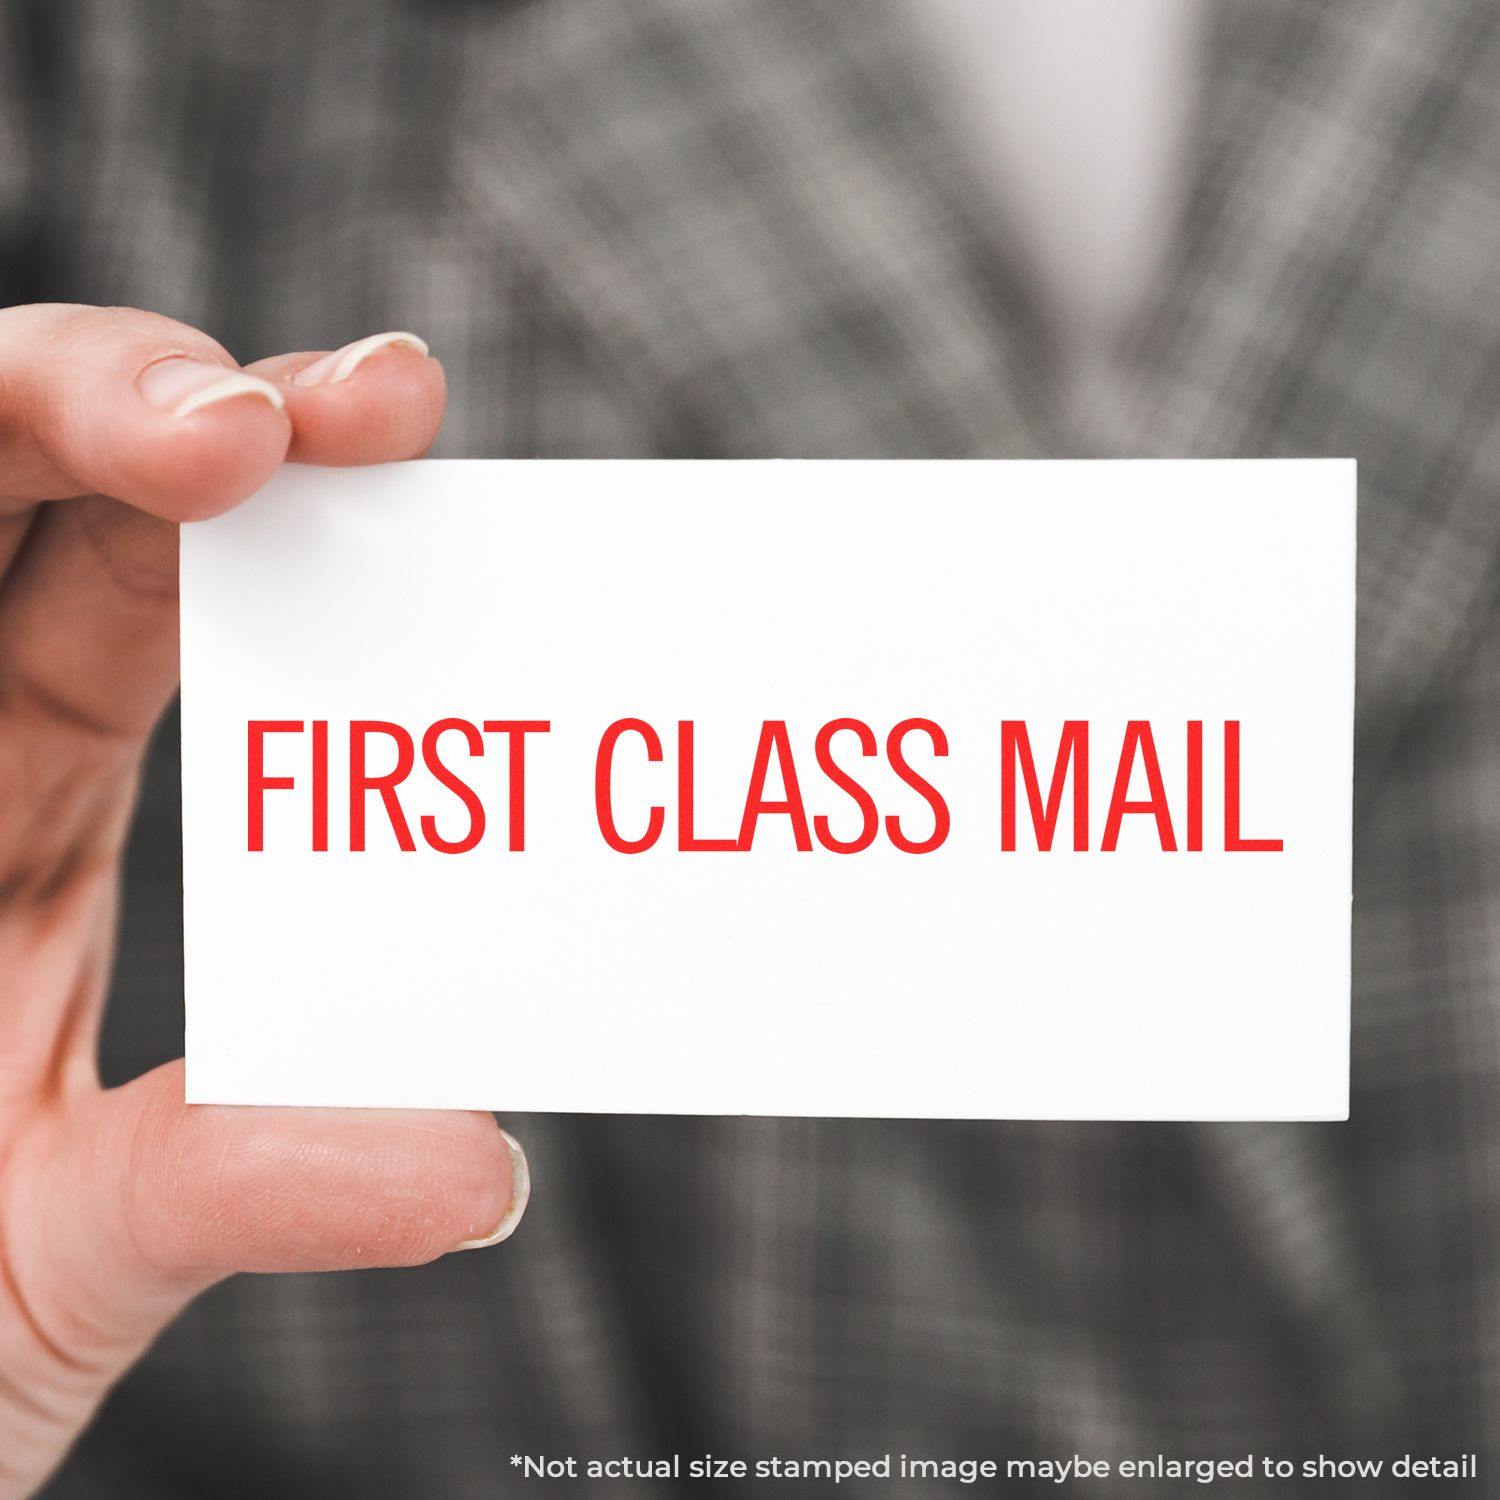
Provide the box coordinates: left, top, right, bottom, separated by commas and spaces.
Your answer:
180, 459, 1354, 1119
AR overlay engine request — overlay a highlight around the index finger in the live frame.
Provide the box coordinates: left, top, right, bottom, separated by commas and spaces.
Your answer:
0, 303, 292, 519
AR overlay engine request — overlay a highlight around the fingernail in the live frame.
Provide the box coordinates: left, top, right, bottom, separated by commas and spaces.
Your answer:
137, 356, 286, 419
456, 1129, 530, 1250
292, 331, 430, 387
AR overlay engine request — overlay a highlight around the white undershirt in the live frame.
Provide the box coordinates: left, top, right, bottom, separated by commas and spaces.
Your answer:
910, 0, 1201, 430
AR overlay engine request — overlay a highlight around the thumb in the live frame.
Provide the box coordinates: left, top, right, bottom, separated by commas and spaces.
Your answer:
0, 1061, 525, 1483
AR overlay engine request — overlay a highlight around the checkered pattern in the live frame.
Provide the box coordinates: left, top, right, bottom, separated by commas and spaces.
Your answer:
3, 0, 1495, 1492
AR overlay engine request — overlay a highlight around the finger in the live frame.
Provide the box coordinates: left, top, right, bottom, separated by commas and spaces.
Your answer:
3, 1060, 527, 1373
0, 324, 442, 746
0, 303, 290, 519
0, 496, 180, 743
246, 331, 445, 466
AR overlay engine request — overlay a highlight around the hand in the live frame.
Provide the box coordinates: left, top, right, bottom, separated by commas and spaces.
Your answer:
0, 306, 527, 1496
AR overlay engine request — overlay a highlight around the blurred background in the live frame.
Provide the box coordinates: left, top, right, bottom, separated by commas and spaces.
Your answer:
4, 0, 1497, 1492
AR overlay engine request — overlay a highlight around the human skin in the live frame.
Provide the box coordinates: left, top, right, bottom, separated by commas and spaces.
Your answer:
0, 305, 527, 1496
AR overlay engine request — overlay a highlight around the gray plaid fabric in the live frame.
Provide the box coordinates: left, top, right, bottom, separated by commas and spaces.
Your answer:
1, 0, 1495, 1492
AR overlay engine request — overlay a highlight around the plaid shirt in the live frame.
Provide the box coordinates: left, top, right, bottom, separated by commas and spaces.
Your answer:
5, 0, 1497, 1492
